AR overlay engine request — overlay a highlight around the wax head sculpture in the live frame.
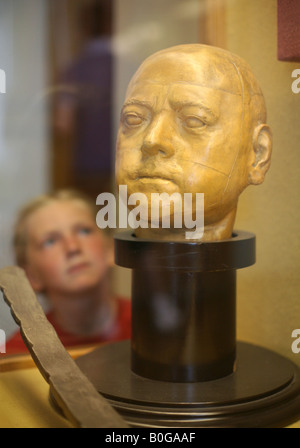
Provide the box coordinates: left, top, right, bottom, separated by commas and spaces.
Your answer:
115, 44, 272, 241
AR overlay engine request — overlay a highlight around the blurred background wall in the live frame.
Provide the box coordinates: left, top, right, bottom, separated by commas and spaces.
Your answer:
0, 0, 202, 337
0, 0, 299, 377
0, 0, 49, 336
225, 0, 300, 369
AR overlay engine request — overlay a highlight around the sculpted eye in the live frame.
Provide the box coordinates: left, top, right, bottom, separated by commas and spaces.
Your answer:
183, 116, 206, 129
123, 112, 144, 127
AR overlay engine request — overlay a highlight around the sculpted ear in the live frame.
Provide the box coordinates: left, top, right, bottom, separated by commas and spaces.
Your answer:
248, 124, 272, 185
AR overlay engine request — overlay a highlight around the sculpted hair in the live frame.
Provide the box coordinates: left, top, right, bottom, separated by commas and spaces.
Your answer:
13, 189, 97, 267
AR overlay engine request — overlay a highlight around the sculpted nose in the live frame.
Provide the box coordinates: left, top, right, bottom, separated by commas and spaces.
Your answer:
141, 114, 175, 158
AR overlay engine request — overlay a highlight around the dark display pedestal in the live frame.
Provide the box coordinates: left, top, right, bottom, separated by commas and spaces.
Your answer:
76, 231, 300, 427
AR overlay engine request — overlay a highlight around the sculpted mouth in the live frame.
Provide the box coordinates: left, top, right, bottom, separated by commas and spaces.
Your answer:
136, 175, 176, 184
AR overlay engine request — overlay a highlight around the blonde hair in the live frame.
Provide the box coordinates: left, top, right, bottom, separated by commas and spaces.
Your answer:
13, 189, 98, 267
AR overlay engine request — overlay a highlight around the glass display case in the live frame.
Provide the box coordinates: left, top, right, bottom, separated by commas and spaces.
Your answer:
0, 0, 299, 429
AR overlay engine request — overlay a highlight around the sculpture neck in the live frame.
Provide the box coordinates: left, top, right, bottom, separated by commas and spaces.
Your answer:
134, 207, 237, 242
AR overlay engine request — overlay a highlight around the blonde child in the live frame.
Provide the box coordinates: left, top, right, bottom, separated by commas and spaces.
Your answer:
7, 189, 131, 354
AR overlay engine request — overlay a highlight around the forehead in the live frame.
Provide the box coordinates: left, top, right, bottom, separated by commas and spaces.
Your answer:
124, 82, 229, 117
126, 51, 243, 98
25, 200, 94, 239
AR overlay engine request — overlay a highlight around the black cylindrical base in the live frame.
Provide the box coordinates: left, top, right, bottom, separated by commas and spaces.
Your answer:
131, 269, 236, 382
71, 230, 300, 428
114, 230, 255, 383
75, 340, 300, 428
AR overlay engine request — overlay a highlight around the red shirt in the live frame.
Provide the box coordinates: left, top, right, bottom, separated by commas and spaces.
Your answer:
5, 297, 131, 355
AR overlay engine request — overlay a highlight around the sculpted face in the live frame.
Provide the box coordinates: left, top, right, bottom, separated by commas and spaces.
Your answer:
115, 45, 272, 241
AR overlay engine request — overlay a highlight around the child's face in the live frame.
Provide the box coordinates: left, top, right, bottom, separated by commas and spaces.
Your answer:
24, 199, 112, 296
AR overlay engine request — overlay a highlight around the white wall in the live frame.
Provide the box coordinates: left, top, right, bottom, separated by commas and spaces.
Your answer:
0, 0, 50, 337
